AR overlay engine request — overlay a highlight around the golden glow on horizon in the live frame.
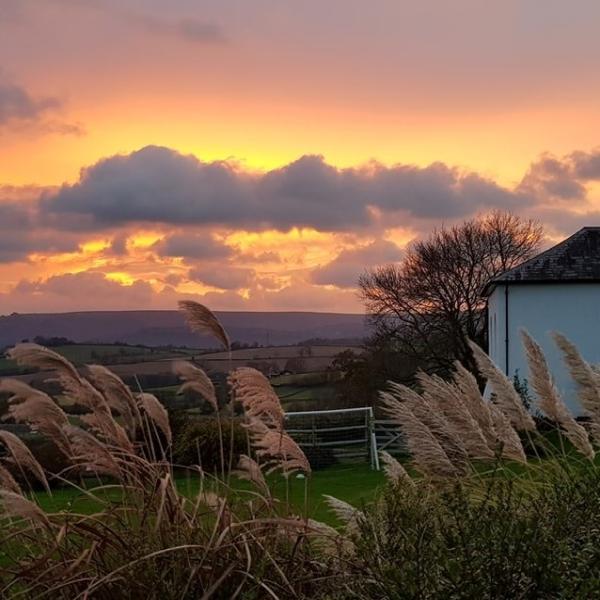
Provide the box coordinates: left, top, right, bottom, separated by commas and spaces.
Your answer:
4, 96, 600, 188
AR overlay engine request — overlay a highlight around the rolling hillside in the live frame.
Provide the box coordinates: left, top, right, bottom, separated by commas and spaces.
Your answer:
0, 310, 367, 348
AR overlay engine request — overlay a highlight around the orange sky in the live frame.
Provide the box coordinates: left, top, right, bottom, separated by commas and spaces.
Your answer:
1, 0, 600, 313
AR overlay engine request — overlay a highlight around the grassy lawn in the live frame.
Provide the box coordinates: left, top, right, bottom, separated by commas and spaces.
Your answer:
34, 464, 385, 525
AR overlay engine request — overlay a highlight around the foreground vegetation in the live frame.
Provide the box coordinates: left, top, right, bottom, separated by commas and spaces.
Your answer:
2, 302, 600, 598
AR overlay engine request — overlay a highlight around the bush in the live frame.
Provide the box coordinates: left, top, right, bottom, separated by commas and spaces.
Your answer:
351, 468, 600, 599
172, 417, 247, 472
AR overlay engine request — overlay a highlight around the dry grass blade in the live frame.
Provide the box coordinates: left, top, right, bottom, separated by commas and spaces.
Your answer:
0, 489, 50, 527
79, 412, 133, 452
323, 494, 363, 532
247, 419, 311, 476
488, 404, 527, 463
63, 425, 122, 477
0, 464, 21, 494
552, 332, 600, 439
174, 361, 218, 411
468, 340, 536, 431
10, 348, 134, 452
416, 372, 494, 460
87, 364, 140, 434
0, 430, 50, 492
305, 518, 353, 555
235, 455, 270, 496
138, 393, 172, 446
522, 330, 594, 459
452, 362, 497, 448
229, 367, 285, 427
387, 381, 470, 473
179, 300, 230, 351
0, 379, 71, 456
379, 451, 413, 485
380, 391, 459, 478
7, 343, 80, 381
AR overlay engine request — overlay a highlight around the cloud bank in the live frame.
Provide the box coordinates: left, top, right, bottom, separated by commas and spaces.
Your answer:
2, 145, 600, 313
42, 145, 529, 231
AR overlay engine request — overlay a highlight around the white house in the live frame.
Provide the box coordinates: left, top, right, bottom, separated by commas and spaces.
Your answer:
485, 226, 600, 413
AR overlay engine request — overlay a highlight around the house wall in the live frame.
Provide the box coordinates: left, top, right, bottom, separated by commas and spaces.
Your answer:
487, 282, 600, 414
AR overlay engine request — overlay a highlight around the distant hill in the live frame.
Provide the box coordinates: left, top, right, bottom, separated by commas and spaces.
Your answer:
0, 310, 368, 348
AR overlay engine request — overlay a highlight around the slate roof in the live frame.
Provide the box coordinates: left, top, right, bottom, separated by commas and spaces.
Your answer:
486, 227, 600, 292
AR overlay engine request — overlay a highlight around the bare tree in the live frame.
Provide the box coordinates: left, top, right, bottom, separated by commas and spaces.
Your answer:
359, 211, 543, 380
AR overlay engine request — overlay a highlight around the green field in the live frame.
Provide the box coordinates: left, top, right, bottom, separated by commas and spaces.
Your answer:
0, 343, 198, 375
35, 464, 385, 525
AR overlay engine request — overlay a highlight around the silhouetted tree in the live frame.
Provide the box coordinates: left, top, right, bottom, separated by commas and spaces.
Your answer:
359, 211, 543, 381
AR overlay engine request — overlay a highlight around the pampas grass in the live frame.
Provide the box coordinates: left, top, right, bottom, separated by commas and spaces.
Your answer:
552, 331, 600, 442
87, 364, 140, 436
380, 391, 460, 478
235, 454, 270, 497
379, 450, 413, 485
323, 495, 363, 532
0, 305, 323, 598
0, 379, 72, 457
0, 430, 50, 492
522, 330, 594, 459
0, 489, 50, 527
247, 418, 311, 477
228, 367, 285, 427
173, 361, 218, 412
178, 300, 230, 351
416, 371, 495, 460
138, 392, 172, 447
386, 381, 470, 474
468, 340, 536, 431
7, 343, 79, 381
452, 362, 497, 448
0, 464, 20, 494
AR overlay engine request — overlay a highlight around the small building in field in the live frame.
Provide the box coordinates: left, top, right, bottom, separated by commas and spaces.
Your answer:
485, 226, 600, 413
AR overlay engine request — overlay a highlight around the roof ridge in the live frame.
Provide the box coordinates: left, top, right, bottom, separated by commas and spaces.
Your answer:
486, 227, 600, 292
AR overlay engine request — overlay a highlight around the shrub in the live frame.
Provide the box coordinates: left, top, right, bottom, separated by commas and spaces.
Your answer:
352, 468, 600, 599
172, 417, 247, 472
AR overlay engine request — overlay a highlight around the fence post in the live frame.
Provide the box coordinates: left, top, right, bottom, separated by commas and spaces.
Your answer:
368, 407, 380, 471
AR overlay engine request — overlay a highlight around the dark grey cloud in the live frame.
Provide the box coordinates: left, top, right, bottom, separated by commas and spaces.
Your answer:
312, 239, 403, 288
153, 232, 233, 259
43, 146, 251, 229
42, 145, 532, 232
0, 73, 83, 134
518, 149, 600, 205
0, 79, 59, 125
519, 154, 587, 201
0, 233, 77, 262
188, 266, 255, 290
569, 149, 600, 180
0, 200, 78, 262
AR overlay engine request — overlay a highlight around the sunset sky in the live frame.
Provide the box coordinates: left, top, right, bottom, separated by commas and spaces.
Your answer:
2, 0, 600, 313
